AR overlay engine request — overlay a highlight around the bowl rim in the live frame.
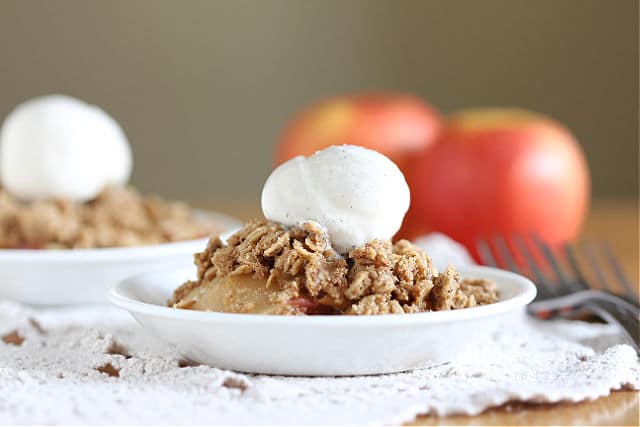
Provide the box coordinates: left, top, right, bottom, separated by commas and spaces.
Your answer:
110, 264, 537, 326
0, 210, 240, 263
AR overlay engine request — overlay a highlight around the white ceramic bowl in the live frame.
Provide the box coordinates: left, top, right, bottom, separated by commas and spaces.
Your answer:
0, 211, 240, 305
111, 265, 536, 376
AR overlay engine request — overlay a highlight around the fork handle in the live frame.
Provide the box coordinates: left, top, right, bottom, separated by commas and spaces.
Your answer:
529, 290, 639, 352
529, 290, 639, 316
586, 301, 640, 352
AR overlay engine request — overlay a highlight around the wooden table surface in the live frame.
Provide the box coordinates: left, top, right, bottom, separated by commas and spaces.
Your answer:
198, 199, 639, 426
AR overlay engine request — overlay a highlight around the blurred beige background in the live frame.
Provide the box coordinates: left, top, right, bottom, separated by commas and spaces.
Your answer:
0, 0, 637, 204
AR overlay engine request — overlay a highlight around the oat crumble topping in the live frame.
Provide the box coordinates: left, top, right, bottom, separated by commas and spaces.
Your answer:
0, 186, 222, 249
170, 219, 498, 315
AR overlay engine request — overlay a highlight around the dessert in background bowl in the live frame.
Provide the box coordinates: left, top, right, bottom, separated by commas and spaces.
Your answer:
0, 95, 222, 249
170, 145, 498, 315
0, 95, 240, 304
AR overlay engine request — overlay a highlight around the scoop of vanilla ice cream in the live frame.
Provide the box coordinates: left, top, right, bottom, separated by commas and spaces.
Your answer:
0, 95, 132, 202
261, 145, 410, 253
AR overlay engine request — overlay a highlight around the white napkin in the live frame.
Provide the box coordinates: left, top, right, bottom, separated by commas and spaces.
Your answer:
0, 299, 637, 425
412, 232, 476, 271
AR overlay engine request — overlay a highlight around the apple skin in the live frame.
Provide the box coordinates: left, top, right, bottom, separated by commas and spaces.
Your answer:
274, 92, 442, 172
400, 108, 591, 258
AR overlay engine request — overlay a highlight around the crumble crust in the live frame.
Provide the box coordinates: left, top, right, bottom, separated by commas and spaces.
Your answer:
170, 219, 498, 315
0, 186, 222, 249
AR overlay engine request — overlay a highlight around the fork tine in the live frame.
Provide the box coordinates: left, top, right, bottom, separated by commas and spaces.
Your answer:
563, 243, 589, 290
513, 234, 554, 299
583, 244, 609, 291
476, 238, 497, 267
602, 242, 638, 300
532, 234, 577, 293
493, 234, 522, 274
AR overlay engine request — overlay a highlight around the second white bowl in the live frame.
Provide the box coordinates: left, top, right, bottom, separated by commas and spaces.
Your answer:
0, 211, 240, 305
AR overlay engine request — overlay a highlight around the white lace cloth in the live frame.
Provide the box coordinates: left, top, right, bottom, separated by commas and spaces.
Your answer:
0, 299, 637, 425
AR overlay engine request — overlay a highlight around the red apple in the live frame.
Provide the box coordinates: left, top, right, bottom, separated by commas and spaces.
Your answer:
274, 92, 442, 172
401, 108, 591, 257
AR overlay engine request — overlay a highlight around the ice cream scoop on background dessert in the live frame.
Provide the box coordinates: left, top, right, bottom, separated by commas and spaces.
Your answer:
171, 145, 498, 315
0, 94, 132, 202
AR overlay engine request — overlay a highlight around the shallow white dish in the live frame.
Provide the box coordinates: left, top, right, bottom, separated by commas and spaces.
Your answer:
0, 211, 240, 305
111, 265, 536, 376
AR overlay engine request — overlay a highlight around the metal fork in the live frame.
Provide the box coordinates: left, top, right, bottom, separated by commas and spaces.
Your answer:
477, 235, 639, 352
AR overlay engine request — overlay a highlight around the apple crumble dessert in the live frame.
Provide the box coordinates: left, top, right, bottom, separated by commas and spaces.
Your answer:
171, 145, 498, 315
0, 186, 222, 249
169, 219, 498, 315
